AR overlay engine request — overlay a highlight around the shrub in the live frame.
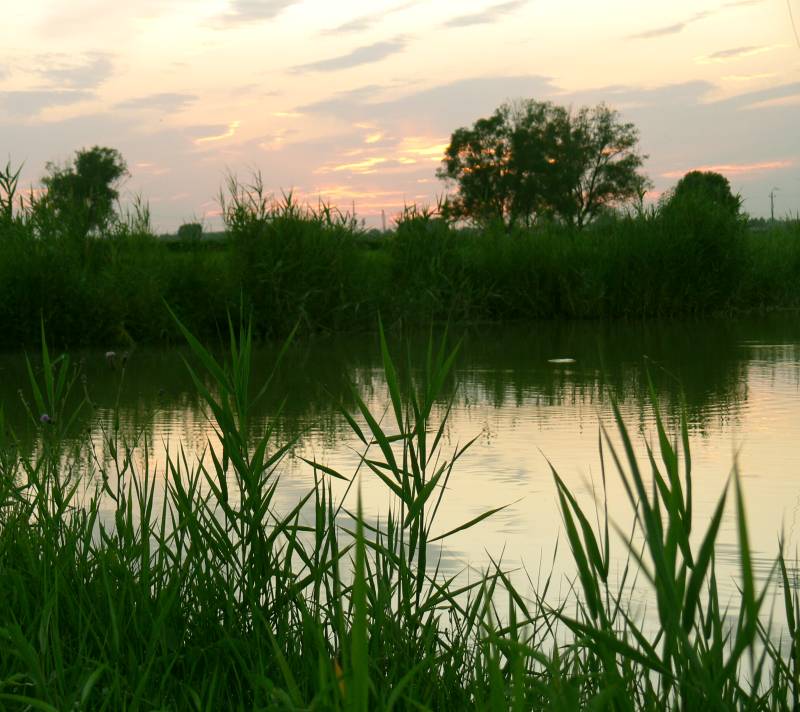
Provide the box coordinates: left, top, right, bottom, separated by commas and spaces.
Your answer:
177, 222, 203, 241
662, 170, 742, 218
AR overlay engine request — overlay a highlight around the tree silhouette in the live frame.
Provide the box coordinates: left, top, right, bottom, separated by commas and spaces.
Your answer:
665, 171, 742, 217
42, 146, 128, 235
438, 100, 649, 229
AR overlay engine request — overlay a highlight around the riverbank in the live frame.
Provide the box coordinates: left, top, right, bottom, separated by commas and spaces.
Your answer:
1, 197, 798, 349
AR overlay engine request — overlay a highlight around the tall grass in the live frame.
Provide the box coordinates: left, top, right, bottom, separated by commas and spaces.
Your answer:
1, 162, 800, 349
0, 318, 798, 709
221, 174, 371, 338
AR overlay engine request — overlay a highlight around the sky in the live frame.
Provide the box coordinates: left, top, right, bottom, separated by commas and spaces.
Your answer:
1, 0, 798, 231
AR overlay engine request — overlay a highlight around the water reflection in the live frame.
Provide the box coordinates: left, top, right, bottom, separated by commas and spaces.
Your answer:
4, 315, 789, 443
2, 313, 800, 603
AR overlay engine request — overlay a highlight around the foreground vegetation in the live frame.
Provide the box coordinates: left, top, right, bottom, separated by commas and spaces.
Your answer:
1, 319, 799, 709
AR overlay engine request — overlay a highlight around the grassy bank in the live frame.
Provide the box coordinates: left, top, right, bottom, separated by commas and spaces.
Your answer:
1, 176, 800, 349
0, 320, 799, 709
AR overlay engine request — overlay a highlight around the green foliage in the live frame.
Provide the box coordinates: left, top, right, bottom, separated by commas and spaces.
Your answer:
222, 174, 364, 337
0, 161, 23, 227
177, 221, 203, 241
41, 146, 129, 236
664, 170, 743, 218
0, 156, 798, 348
0, 319, 798, 708
438, 100, 650, 229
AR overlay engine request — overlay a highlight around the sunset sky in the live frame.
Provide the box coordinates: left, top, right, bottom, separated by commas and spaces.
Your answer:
1, 0, 798, 230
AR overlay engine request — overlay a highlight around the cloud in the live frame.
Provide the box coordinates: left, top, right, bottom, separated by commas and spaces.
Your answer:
36, 53, 114, 90
0, 90, 93, 116
194, 120, 241, 144
628, 22, 686, 39
662, 160, 793, 178
699, 45, 781, 62
115, 93, 197, 112
626, 10, 712, 39
708, 45, 761, 60
326, 16, 373, 34
722, 72, 777, 82
323, 1, 419, 35
322, 156, 388, 174
291, 38, 408, 73
743, 94, 800, 110
33, 1, 205, 42
300, 75, 559, 130
717, 80, 800, 109
444, 0, 528, 28
309, 135, 450, 175
626, 0, 765, 41
216, 0, 300, 25
570, 80, 714, 109
292, 75, 558, 183
723, 0, 766, 7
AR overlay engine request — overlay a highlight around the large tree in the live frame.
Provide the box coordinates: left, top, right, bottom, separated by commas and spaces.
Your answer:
437, 100, 650, 229
42, 146, 128, 235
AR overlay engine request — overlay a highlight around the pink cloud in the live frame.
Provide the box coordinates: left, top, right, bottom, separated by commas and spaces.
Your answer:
662, 160, 794, 179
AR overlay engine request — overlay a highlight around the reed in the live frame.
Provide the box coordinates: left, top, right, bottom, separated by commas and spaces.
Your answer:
0, 317, 797, 709
1, 164, 800, 349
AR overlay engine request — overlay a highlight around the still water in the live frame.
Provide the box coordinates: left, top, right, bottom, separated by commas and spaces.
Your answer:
3, 314, 800, 611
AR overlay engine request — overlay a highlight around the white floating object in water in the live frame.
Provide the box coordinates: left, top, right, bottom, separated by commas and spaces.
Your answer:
548, 358, 576, 364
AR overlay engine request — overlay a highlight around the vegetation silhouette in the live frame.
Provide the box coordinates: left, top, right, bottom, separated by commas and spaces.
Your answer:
437, 100, 650, 229
0, 137, 798, 349
662, 170, 743, 218
40, 146, 129, 238
177, 222, 203, 241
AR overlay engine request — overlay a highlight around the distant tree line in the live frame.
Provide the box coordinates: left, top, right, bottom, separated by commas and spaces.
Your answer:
0, 100, 747, 241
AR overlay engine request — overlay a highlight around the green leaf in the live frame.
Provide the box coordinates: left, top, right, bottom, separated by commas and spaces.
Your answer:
682, 483, 727, 632
299, 457, 350, 482
430, 501, 517, 543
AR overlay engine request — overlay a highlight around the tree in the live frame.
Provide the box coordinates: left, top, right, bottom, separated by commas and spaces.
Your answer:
436, 105, 523, 227
551, 104, 650, 228
42, 146, 128, 235
664, 170, 742, 217
177, 222, 203, 241
437, 100, 650, 229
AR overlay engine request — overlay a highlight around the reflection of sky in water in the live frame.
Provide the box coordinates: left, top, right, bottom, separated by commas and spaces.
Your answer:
3, 315, 800, 620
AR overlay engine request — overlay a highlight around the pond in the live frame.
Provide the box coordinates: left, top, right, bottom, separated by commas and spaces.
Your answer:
3, 313, 800, 615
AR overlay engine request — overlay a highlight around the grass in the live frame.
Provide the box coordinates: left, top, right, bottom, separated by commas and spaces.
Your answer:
1, 316, 799, 710
1, 164, 800, 350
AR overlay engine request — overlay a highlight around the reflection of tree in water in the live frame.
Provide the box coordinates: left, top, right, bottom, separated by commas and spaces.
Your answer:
452, 319, 754, 434
1, 313, 799, 455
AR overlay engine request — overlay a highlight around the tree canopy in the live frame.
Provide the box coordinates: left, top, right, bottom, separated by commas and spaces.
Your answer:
665, 170, 742, 217
437, 100, 650, 229
42, 146, 128, 235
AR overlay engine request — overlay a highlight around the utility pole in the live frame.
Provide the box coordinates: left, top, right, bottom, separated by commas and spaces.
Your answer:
770, 187, 779, 221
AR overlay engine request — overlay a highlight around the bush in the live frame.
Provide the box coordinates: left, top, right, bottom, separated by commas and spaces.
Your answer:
177, 222, 202, 241
662, 170, 742, 218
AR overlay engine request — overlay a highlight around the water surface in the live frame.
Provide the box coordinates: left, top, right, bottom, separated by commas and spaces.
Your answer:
3, 314, 800, 611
